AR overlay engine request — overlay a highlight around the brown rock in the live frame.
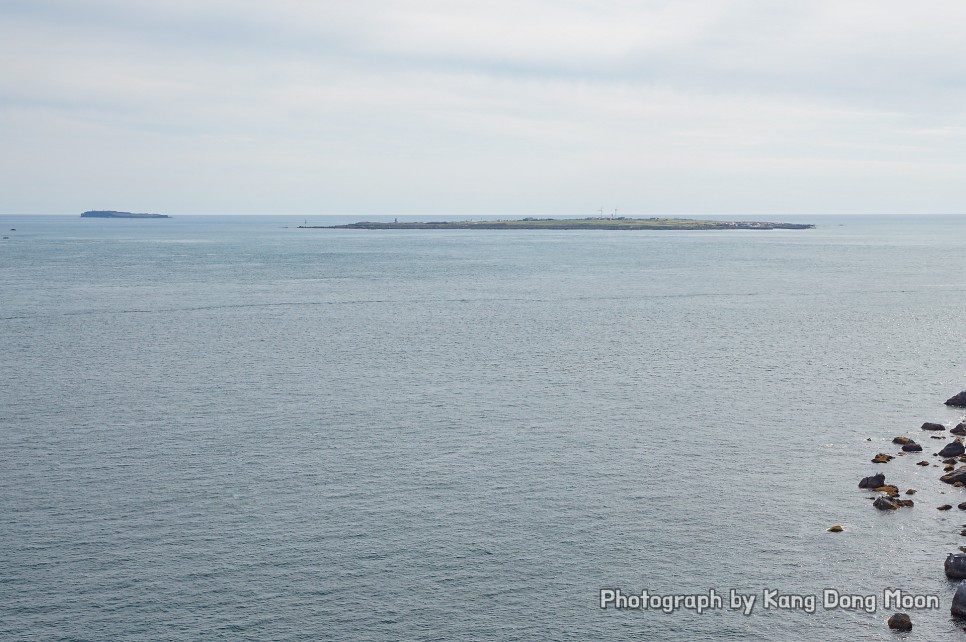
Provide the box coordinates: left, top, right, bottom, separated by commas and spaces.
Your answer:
874, 485, 900, 497
906, 489, 917, 495
872, 453, 894, 463
897, 499, 914, 507
893, 436, 912, 444
827, 525, 844, 532
917, 461, 930, 466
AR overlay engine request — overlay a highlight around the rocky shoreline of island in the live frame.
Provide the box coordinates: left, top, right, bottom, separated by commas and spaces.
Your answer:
81, 210, 170, 219
300, 217, 814, 231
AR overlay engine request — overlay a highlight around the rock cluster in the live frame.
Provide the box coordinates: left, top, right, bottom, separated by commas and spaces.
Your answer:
854, 393, 966, 627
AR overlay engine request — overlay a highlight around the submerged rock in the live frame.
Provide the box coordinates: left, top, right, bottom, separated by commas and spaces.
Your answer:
901, 442, 922, 452
943, 442, 966, 457
897, 499, 914, 507
906, 489, 918, 495
827, 525, 844, 532
947, 392, 966, 407
922, 422, 946, 431
917, 461, 930, 466
859, 473, 886, 489
873, 453, 895, 463
940, 505, 954, 511
888, 613, 912, 631
875, 485, 899, 497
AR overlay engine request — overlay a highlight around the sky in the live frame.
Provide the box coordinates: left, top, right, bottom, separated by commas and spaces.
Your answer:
2, 0, 966, 216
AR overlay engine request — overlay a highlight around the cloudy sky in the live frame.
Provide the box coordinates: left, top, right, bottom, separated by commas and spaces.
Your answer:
2, 1, 965, 215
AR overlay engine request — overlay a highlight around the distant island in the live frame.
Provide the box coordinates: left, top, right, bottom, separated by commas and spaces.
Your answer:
81, 210, 170, 219
302, 217, 814, 231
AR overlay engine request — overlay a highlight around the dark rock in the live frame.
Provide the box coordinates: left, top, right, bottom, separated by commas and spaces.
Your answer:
947, 465, 957, 472
945, 458, 959, 465
932, 435, 947, 439
922, 422, 946, 431
906, 489, 917, 494
859, 473, 886, 489
943, 442, 966, 457
917, 461, 930, 466
953, 581, 966, 617
948, 555, 966, 579
940, 505, 954, 510
954, 423, 966, 435
827, 525, 843, 532
873, 496, 899, 510
947, 392, 966, 407
893, 436, 912, 444
942, 468, 966, 485
888, 613, 912, 631
901, 442, 922, 452
897, 499, 914, 507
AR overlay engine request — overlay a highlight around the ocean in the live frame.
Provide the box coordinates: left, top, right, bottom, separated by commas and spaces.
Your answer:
3, 214, 966, 640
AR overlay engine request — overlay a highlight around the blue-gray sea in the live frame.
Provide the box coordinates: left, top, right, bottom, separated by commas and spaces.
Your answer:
3, 214, 966, 640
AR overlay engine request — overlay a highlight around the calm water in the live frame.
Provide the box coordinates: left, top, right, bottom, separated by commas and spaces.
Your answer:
3, 214, 966, 640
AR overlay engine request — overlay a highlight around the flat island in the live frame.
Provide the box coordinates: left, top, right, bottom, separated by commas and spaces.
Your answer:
81, 210, 170, 219
303, 217, 813, 231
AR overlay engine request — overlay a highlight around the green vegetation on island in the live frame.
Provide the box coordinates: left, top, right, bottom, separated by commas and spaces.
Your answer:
302, 217, 814, 231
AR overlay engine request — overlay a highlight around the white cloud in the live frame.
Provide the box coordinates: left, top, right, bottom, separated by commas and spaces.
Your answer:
2, 0, 966, 214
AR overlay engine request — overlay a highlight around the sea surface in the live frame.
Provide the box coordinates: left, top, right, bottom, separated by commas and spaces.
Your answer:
3, 214, 966, 640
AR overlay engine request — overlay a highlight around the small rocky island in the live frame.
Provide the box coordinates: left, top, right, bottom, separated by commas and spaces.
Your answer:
81, 210, 170, 219
303, 217, 813, 231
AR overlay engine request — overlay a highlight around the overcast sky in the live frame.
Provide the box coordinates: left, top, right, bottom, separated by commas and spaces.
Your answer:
2, 1, 965, 216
